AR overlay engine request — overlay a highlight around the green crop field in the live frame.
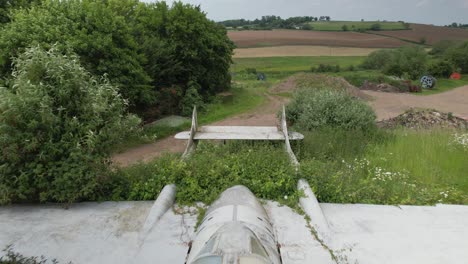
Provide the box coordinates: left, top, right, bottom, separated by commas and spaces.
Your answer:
232, 56, 365, 74
308, 21, 408, 31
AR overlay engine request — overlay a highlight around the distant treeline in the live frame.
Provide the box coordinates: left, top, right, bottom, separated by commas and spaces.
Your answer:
446, 22, 468, 29
219, 15, 331, 30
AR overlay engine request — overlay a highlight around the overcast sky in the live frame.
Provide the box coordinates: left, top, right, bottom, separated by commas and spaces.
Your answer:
145, 0, 468, 25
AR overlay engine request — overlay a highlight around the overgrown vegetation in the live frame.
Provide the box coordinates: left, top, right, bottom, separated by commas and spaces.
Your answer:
362, 46, 428, 79
286, 89, 376, 131
109, 142, 299, 207
108, 89, 468, 206
0, 47, 140, 205
0, 0, 234, 120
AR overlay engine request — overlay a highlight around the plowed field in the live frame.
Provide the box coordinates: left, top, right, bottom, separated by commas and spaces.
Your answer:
228, 30, 409, 48
372, 24, 468, 45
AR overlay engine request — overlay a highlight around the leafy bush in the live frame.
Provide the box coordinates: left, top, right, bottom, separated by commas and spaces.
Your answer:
383, 46, 428, 79
362, 49, 395, 70
444, 41, 468, 73
370, 23, 381, 31
311, 64, 340, 73
429, 40, 459, 56
180, 81, 205, 116
0, 0, 234, 119
286, 89, 376, 131
0, 46, 140, 204
363, 47, 428, 79
428, 60, 454, 78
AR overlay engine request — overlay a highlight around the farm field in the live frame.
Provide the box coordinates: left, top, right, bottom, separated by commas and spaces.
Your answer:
308, 21, 407, 31
233, 45, 379, 58
232, 56, 365, 74
371, 23, 468, 45
228, 29, 409, 48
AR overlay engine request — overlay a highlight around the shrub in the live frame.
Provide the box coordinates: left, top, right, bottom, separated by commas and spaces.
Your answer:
429, 40, 459, 56
180, 80, 205, 116
0, 46, 140, 204
362, 49, 395, 70
364, 47, 428, 79
383, 46, 428, 79
445, 41, 468, 73
370, 23, 381, 31
245, 68, 257, 75
428, 60, 454, 78
311, 64, 340, 73
286, 89, 376, 131
419, 37, 427, 45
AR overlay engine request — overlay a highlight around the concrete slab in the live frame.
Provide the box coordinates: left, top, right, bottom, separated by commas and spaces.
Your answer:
321, 203, 468, 264
0, 202, 196, 264
1, 202, 467, 264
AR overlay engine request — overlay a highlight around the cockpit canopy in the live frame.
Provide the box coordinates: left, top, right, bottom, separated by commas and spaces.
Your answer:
191, 223, 272, 264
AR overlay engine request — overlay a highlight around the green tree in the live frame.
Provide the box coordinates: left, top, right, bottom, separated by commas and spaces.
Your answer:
362, 49, 395, 69
428, 60, 454, 78
0, 46, 140, 204
342, 24, 349, 31
0, 0, 153, 110
0, 0, 40, 24
0, 0, 234, 119
445, 41, 468, 73
364, 47, 428, 79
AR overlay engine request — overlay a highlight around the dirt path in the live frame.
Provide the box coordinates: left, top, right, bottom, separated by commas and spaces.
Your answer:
112, 93, 289, 167
363, 85, 468, 121
234, 46, 378, 58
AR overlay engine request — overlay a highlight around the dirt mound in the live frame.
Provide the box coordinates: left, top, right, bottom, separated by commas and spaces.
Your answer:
271, 76, 297, 94
271, 73, 371, 100
293, 73, 372, 100
361, 81, 405, 93
378, 108, 468, 129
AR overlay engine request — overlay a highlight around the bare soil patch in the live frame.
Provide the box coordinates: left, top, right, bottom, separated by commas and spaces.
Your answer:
371, 24, 468, 45
361, 81, 405, 93
233, 46, 379, 58
228, 30, 409, 48
364, 85, 468, 121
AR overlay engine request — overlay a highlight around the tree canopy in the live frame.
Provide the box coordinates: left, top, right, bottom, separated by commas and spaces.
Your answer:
0, 0, 234, 119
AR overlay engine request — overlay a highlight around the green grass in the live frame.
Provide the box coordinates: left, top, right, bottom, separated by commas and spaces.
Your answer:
297, 128, 468, 205
366, 130, 468, 193
232, 56, 365, 75
308, 21, 407, 31
420, 76, 468, 95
